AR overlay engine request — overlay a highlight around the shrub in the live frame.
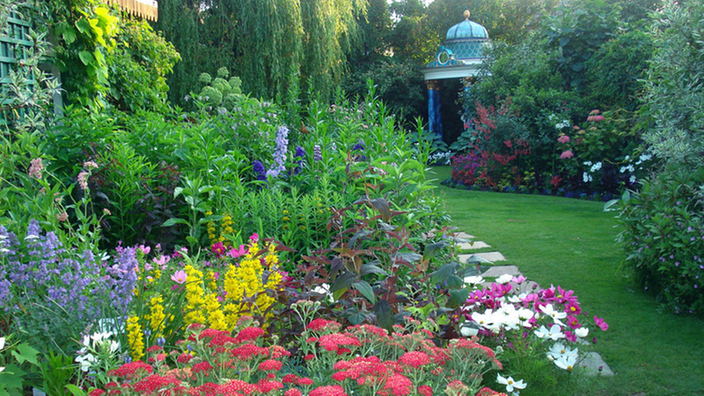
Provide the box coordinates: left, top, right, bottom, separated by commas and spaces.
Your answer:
617, 165, 704, 315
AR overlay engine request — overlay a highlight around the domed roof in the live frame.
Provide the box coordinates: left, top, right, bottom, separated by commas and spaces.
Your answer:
445, 10, 488, 40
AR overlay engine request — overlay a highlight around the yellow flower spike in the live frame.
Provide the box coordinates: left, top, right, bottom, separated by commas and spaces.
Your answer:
126, 315, 145, 361
184, 265, 207, 326
149, 295, 166, 338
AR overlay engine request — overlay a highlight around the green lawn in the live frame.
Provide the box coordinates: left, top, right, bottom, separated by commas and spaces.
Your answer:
428, 166, 704, 396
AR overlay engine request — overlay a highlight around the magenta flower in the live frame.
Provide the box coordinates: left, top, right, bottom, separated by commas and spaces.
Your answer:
211, 242, 226, 258
171, 270, 187, 284
559, 150, 574, 159
137, 245, 151, 255
227, 244, 248, 259
249, 233, 259, 244
557, 135, 570, 144
594, 316, 609, 331
153, 255, 170, 269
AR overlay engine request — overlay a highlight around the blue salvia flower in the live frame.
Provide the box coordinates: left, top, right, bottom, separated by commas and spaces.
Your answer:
103, 246, 139, 317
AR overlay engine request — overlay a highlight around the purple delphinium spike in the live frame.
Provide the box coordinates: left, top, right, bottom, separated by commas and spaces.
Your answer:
313, 145, 322, 161
266, 126, 289, 178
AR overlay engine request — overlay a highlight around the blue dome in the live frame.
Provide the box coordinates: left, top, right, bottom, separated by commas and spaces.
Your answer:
446, 17, 488, 40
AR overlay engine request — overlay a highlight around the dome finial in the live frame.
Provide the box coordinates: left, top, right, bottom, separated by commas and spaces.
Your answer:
463, 10, 470, 20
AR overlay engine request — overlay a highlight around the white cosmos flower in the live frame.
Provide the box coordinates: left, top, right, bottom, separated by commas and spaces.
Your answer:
471, 310, 495, 329
0, 337, 5, 350
575, 327, 589, 338
460, 325, 479, 337
535, 324, 565, 341
539, 304, 567, 324
547, 342, 579, 361
312, 283, 335, 303
496, 274, 514, 284
464, 275, 484, 286
75, 353, 97, 372
554, 354, 577, 371
497, 374, 528, 393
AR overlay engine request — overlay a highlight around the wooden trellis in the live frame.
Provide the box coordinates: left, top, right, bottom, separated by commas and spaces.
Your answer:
105, 0, 158, 21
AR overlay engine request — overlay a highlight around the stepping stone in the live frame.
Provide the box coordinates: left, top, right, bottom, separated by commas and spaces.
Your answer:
457, 241, 491, 250
480, 265, 521, 278
454, 232, 475, 240
580, 352, 614, 377
459, 252, 506, 265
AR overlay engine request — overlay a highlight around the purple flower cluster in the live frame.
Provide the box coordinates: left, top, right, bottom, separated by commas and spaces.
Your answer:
0, 220, 101, 320
292, 146, 305, 175
252, 160, 267, 182
352, 140, 367, 161
313, 145, 322, 162
266, 126, 289, 179
101, 245, 139, 317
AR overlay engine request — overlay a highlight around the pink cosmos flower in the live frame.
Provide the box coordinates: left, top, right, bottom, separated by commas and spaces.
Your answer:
137, 245, 151, 255
171, 270, 187, 284
249, 233, 259, 244
557, 135, 570, 144
211, 242, 226, 258
594, 316, 609, 331
560, 150, 574, 159
227, 245, 248, 259
512, 275, 527, 284
153, 255, 170, 269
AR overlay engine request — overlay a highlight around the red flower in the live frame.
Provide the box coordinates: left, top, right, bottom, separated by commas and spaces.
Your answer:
297, 377, 314, 386
146, 345, 163, 353
309, 385, 347, 396
198, 328, 227, 340
230, 343, 268, 360
235, 327, 265, 343
398, 351, 431, 368
220, 380, 259, 395
257, 379, 284, 394
258, 359, 283, 371
306, 318, 340, 332
549, 175, 562, 188
132, 374, 179, 394
318, 333, 361, 352
282, 374, 300, 384
285, 390, 303, 396
381, 373, 413, 396
107, 361, 153, 379
192, 361, 214, 374
304, 354, 315, 361
89, 390, 106, 396
418, 385, 433, 396
176, 353, 193, 364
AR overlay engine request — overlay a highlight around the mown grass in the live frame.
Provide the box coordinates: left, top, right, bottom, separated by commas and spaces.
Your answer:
428, 166, 704, 396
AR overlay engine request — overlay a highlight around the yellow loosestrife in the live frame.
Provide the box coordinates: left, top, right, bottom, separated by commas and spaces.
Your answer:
184, 264, 207, 326
148, 295, 166, 337
126, 315, 145, 361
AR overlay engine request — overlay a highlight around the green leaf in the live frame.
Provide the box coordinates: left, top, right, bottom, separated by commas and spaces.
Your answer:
78, 51, 94, 66
75, 18, 92, 35
423, 242, 448, 260
349, 312, 366, 325
447, 288, 470, 308
1, 364, 26, 391
330, 271, 356, 293
374, 300, 394, 332
430, 262, 458, 284
185, 236, 199, 246
11, 344, 39, 366
65, 385, 88, 396
370, 198, 391, 222
445, 274, 464, 289
360, 263, 388, 276
352, 281, 376, 304
162, 218, 189, 227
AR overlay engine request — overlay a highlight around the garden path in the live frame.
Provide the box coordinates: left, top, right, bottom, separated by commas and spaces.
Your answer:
452, 231, 615, 377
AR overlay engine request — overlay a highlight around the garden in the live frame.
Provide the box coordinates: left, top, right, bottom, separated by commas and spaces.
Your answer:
0, 0, 702, 395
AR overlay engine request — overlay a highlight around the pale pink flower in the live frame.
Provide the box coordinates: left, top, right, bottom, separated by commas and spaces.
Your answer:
83, 161, 98, 169
28, 158, 44, 179
153, 255, 170, 269
77, 171, 89, 190
138, 245, 151, 255
557, 135, 570, 144
56, 212, 68, 222
171, 270, 187, 284
560, 150, 574, 159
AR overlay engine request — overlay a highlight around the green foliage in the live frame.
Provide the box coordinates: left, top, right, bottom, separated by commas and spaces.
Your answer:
0, 336, 41, 396
50, 0, 119, 110
544, 0, 621, 91
38, 351, 75, 396
106, 18, 180, 113
641, 0, 704, 167
617, 165, 704, 316
585, 28, 653, 112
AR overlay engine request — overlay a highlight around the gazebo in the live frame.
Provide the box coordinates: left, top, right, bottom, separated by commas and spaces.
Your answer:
421, 10, 490, 139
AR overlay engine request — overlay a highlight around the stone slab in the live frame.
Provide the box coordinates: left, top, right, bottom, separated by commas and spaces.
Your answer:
480, 265, 521, 278
457, 241, 491, 250
580, 352, 614, 377
459, 251, 506, 264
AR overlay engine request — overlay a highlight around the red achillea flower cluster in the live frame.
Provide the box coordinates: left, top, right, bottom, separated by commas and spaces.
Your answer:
132, 374, 182, 394
235, 326, 265, 343
451, 338, 495, 358
258, 359, 283, 371
285, 389, 303, 396
476, 387, 509, 396
379, 373, 413, 396
256, 379, 284, 393
307, 318, 341, 332
176, 353, 194, 364
146, 345, 163, 353
192, 361, 214, 374
398, 351, 431, 368
309, 385, 347, 396
418, 385, 433, 396
198, 328, 228, 340
319, 333, 361, 352
230, 343, 268, 360
107, 361, 153, 379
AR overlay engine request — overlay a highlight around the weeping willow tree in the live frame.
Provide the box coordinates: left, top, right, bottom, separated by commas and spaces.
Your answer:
300, 0, 366, 100
232, 0, 303, 100
155, 0, 366, 104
